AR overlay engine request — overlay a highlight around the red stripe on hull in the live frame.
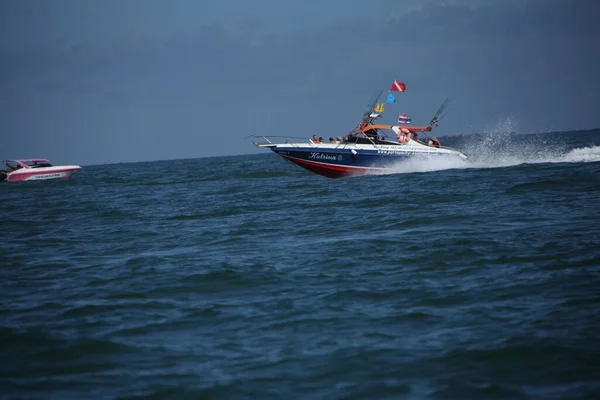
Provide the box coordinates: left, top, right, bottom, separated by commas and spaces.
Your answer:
280, 155, 380, 179
6, 169, 79, 182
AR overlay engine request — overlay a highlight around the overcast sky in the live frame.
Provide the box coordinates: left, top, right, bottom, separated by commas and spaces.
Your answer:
1, 0, 599, 165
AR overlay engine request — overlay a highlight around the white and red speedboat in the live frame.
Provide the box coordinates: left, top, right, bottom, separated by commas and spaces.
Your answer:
1, 159, 82, 182
251, 80, 467, 178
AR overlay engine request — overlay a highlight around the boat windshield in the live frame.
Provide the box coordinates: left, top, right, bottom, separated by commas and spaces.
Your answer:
5, 160, 24, 170
23, 159, 53, 168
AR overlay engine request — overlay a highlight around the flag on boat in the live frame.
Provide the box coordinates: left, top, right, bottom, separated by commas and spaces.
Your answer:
374, 103, 385, 113
390, 80, 406, 92
384, 93, 396, 104
397, 113, 411, 124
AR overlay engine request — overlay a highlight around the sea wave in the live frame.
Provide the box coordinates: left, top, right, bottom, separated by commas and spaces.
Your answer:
1, 127, 599, 400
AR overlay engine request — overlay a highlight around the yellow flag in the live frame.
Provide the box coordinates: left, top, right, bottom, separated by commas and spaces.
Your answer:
374, 103, 385, 113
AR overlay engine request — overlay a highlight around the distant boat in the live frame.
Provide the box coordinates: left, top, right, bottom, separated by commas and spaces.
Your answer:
250, 81, 466, 178
1, 159, 82, 182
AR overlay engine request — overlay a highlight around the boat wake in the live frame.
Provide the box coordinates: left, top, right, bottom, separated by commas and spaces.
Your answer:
560, 146, 600, 163
376, 118, 600, 176
377, 143, 600, 177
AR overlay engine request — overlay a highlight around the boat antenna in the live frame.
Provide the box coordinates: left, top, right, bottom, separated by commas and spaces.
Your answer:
428, 97, 451, 129
367, 89, 384, 114
347, 88, 384, 135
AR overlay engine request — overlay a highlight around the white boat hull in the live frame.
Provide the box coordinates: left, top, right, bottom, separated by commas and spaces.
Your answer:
4, 166, 82, 182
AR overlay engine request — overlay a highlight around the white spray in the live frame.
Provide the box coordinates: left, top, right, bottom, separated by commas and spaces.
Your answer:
375, 117, 600, 176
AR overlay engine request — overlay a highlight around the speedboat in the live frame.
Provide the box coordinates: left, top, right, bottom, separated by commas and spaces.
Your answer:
1, 159, 82, 182
250, 83, 467, 179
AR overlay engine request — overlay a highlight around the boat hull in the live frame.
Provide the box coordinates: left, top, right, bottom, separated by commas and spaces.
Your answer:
5, 166, 81, 182
270, 144, 466, 178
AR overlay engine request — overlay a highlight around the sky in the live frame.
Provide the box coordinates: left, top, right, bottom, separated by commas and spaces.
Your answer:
1, 0, 599, 165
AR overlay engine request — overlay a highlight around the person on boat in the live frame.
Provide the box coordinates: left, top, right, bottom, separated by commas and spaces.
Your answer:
428, 137, 442, 148
396, 128, 410, 144
319, 137, 324, 143
336, 136, 343, 143
311, 135, 319, 144
329, 137, 336, 144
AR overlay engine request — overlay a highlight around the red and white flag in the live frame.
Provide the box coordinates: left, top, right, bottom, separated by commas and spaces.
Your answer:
390, 80, 406, 92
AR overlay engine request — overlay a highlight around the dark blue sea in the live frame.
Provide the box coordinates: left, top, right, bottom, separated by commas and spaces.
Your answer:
2, 128, 600, 399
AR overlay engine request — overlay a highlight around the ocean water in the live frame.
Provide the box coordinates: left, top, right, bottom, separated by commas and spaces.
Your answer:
1, 128, 600, 399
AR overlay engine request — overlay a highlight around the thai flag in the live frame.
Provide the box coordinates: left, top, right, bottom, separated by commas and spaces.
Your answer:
397, 114, 411, 124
